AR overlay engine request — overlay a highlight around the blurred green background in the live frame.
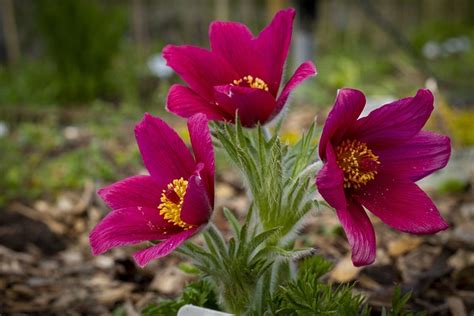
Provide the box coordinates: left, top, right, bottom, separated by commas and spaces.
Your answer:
0, 0, 473, 206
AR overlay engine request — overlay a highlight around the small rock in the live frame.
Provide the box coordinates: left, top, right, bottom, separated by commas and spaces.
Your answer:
63, 126, 80, 140
94, 255, 115, 269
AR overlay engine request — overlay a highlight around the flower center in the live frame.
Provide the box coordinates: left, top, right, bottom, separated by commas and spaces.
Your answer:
232, 75, 269, 91
158, 177, 194, 230
335, 139, 380, 189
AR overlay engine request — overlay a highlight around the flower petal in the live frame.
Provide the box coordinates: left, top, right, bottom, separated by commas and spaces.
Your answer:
133, 227, 199, 267
212, 85, 238, 116
355, 176, 449, 234
180, 174, 212, 226
188, 114, 215, 204
166, 84, 231, 121
350, 89, 434, 149
135, 113, 196, 188
336, 201, 376, 266
318, 88, 366, 159
209, 21, 260, 79
254, 8, 296, 94
97, 175, 161, 210
377, 131, 451, 182
274, 61, 317, 117
214, 85, 276, 127
316, 143, 347, 212
317, 143, 376, 266
163, 45, 239, 101
89, 206, 181, 256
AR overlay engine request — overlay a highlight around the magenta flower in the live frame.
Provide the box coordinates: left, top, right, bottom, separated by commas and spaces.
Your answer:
163, 8, 317, 127
90, 113, 214, 267
316, 88, 450, 266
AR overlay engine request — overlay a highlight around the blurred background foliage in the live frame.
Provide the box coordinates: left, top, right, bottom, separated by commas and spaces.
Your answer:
0, 0, 473, 207
35, 0, 126, 102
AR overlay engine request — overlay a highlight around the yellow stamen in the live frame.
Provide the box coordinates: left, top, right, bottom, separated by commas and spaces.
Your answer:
335, 139, 380, 189
232, 75, 269, 91
158, 177, 194, 230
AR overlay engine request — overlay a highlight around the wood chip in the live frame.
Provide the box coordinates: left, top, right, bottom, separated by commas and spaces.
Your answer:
446, 296, 467, 316
388, 235, 423, 257
329, 255, 361, 283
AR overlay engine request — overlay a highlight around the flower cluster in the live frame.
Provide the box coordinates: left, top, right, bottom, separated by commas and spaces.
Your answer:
90, 8, 450, 271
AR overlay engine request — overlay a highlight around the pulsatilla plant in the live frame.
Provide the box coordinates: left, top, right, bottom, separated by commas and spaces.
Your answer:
163, 8, 316, 127
90, 8, 450, 315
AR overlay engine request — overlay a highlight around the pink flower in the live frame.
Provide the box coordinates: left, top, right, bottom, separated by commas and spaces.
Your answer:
163, 8, 317, 127
316, 88, 450, 266
90, 113, 214, 267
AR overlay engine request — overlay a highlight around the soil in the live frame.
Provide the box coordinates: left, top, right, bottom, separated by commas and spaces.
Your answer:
1, 107, 473, 315
1, 177, 473, 315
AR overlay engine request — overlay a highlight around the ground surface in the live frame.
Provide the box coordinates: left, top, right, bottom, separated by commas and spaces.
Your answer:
0, 107, 473, 315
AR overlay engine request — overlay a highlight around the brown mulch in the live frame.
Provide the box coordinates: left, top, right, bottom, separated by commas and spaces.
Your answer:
1, 173, 473, 315
1, 107, 473, 315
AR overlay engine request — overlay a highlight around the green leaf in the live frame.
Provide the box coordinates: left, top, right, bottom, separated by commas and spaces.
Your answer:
270, 256, 370, 315
206, 224, 228, 257
222, 207, 241, 236
178, 262, 200, 275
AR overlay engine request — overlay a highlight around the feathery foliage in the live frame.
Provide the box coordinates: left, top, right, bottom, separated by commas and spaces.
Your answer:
176, 207, 313, 314
212, 119, 320, 243
268, 256, 370, 315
